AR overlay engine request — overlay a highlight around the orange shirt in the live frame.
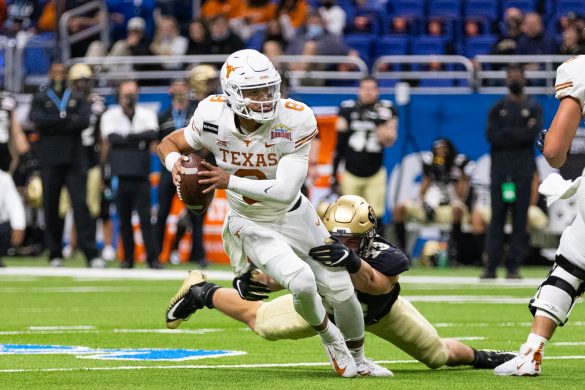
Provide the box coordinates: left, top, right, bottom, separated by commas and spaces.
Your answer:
283, 0, 308, 29
240, 2, 277, 25
200, 0, 243, 20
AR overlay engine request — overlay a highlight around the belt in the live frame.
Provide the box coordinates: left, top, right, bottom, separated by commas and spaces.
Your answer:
288, 196, 302, 212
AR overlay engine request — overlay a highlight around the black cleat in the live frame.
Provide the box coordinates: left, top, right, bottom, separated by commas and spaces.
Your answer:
165, 271, 218, 329
472, 349, 517, 369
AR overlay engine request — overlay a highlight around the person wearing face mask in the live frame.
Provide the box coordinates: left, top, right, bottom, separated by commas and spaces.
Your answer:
318, 0, 346, 36
481, 64, 542, 280
28, 63, 103, 268
100, 80, 161, 269
155, 78, 211, 267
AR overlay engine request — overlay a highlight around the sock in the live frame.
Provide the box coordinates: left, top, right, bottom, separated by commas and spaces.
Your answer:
474, 233, 485, 264
318, 321, 340, 343
348, 344, 365, 363
526, 333, 548, 351
203, 283, 220, 309
395, 222, 406, 250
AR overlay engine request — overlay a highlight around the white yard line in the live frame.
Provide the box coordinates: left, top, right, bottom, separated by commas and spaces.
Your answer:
2, 357, 585, 374
0, 329, 223, 336
0, 267, 544, 286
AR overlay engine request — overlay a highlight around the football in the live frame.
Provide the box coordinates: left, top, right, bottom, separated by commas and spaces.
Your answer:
176, 153, 215, 214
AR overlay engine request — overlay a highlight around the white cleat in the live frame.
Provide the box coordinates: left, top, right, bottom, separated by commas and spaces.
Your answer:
322, 326, 358, 378
89, 257, 107, 269
356, 358, 394, 377
494, 343, 543, 376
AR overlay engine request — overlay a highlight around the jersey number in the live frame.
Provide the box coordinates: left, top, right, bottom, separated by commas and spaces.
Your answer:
209, 95, 227, 103
234, 169, 267, 205
349, 131, 382, 153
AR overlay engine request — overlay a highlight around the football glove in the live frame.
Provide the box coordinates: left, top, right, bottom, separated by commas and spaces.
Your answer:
309, 237, 362, 273
232, 268, 271, 301
537, 128, 548, 153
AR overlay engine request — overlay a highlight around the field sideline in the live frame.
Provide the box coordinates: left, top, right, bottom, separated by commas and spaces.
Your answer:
1, 263, 584, 389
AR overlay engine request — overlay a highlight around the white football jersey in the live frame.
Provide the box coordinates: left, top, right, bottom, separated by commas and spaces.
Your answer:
185, 95, 318, 221
555, 55, 585, 116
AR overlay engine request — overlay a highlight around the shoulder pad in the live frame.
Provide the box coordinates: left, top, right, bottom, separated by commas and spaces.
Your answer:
196, 95, 229, 122
276, 99, 317, 148
340, 99, 357, 108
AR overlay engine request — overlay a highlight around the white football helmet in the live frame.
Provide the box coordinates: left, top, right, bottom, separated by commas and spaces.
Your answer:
220, 49, 281, 123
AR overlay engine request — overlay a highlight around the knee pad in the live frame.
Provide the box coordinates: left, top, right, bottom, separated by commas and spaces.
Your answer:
529, 255, 585, 325
287, 266, 317, 298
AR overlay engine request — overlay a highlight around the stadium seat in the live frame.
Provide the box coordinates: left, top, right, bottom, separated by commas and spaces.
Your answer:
464, 0, 499, 21
344, 34, 373, 64
502, 0, 536, 13
388, 0, 425, 19
375, 35, 410, 57
245, 27, 266, 52
555, 0, 585, 15
428, 0, 462, 20
464, 35, 497, 58
411, 36, 449, 55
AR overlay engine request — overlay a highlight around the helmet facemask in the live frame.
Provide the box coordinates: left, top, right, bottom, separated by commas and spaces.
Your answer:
331, 227, 376, 258
225, 79, 281, 123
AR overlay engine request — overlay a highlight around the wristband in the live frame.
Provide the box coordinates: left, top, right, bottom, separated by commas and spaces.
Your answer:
165, 152, 181, 172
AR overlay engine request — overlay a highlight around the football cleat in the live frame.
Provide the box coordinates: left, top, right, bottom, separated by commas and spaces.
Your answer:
494, 343, 543, 376
322, 325, 358, 378
356, 359, 394, 377
472, 349, 517, 369
166, 270, 218, 329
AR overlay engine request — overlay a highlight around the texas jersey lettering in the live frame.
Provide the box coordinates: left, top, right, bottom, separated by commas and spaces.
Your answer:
184, 95, 318, 221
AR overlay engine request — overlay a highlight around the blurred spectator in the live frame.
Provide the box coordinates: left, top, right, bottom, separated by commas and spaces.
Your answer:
208, 14, 245, 55
28, 63, 101, 268
318, 0, 345, 36
156, 0, 192, 35
481, 65, 542, 280
239, 0, 276, 25
186, 18, 211, 55
5, 0, 42, 34
263, 18, 293, 50
491, 7, 524, 56
200, 0, 242, 20
150, 15, 188, 70
464, 19, 481, 38
107, 0, 156, 42
86, 16, 153, 72
517, 12, 558, 55
64, 0, 105, 58
560, 26, 585, 55
100, 80, 161, 269
393, 138, 473, 262
333, 77, 398, 235
277, 0, 308, 29
286, 12, 354, 56
0, 168, 25, 268
0, 0, 7, 26
262, 39, 284, 65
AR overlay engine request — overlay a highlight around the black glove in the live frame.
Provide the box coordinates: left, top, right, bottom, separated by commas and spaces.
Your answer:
422, 202, 436, 221
536, 128, 548, 153
309, 237, 362, 273
232, 268, 271, 301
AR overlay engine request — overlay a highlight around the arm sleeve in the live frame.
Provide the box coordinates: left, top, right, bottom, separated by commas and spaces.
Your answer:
555, 58, 585, 116
227, 144, 309, 205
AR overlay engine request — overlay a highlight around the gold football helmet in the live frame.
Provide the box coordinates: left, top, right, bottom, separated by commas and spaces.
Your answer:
322, 195, 377, 257
68, 64, 92, 81
189, 64, 219, 95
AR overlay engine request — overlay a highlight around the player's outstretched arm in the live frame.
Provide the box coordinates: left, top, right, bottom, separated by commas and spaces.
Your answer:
543, 97, 583, 168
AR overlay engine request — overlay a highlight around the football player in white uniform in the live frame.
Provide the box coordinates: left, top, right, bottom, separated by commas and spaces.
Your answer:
157, 50, 381, 378
495, 55, 585, 376
164, 195, 515, 374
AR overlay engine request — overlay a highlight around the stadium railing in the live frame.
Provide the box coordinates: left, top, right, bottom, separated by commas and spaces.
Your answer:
59, 0, 110, 62
0, 36, 16, 91
5, 54, 573, 95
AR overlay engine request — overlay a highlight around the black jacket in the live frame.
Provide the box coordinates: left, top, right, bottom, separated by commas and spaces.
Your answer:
29, 86, 91, 167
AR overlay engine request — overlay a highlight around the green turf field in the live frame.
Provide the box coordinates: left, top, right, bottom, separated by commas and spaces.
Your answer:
1, 262, 584, 389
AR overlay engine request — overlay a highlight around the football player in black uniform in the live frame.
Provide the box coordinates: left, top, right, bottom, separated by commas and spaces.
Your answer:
394, 138, 474, 262
332, 77, 398, 234
165, 195, 514, 374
